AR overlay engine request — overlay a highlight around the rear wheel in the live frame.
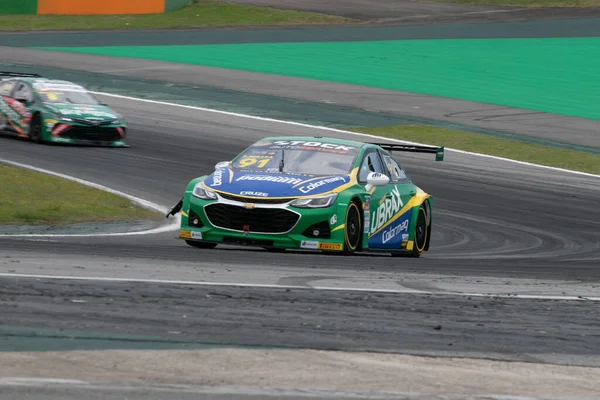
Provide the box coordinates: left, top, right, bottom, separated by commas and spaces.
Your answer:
29, 113, 42, 144
185, 240, 217, 249
343, 200, 362, 254
391, 204, 428, 258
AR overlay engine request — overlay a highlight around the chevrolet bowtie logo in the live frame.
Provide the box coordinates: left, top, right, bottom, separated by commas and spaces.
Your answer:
244, 203, 255, 209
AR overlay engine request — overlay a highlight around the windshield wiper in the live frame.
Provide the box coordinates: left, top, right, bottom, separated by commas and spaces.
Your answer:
279, 149, 285, 173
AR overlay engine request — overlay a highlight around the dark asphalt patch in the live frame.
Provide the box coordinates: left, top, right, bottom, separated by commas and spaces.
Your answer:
1, 277, 599, 366
1, 18, 600, 47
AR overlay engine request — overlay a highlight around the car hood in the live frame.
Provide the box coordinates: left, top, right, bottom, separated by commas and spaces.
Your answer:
46, 103, 119, 121
203, 169, 352, 198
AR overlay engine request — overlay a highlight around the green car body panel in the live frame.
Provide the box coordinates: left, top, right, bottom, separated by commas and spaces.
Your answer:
0, 72, 128, 146
168, 136, 443, 257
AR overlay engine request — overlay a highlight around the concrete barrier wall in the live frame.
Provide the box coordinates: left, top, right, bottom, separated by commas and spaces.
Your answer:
0, 0, 190, 15
37, 0, 165, 15
0, 0, 38, 14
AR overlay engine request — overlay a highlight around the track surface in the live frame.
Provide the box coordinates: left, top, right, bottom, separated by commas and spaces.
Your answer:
220, 0, 600, 23
1, 97, 599, 367
1, 4, 600, 397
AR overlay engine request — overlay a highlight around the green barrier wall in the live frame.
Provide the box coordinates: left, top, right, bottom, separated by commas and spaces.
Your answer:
0, 0, 38, 14
165, 0, 192, 12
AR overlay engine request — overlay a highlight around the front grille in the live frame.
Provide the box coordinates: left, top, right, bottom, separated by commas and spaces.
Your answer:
218, 192, 293, 204
70, 117, 113, 126
59, 126, 122, 142
205, 204, 299, 233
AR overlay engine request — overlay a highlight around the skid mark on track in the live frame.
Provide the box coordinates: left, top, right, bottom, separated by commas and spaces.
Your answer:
0, 272, 598, 302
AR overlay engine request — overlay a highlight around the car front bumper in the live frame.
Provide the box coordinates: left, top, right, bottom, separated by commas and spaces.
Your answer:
45, 120, 128, 147
178, 195, 348, 252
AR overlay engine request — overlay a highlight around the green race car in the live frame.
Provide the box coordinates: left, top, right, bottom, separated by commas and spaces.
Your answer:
167, 136, 444, 257
0, 72, 128, 147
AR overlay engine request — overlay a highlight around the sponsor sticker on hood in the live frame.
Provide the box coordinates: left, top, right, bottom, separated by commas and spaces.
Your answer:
204, 169, 350, 198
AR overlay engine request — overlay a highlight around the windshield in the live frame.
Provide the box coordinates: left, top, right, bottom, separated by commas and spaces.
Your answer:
231, 140, 359, 175
33, 82, 99, 105
37, 89, 99, 105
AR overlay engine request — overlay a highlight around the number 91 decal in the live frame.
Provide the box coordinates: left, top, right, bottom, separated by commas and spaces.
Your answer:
236, 156, 272, 168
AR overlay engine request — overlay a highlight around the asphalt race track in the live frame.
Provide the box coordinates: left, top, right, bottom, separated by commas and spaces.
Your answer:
0, 3, 600, 398
1, 96, 599, 367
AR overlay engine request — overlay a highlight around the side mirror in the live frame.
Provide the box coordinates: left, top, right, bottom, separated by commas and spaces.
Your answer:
365, 172, 390, 191
215, 161, 231, 170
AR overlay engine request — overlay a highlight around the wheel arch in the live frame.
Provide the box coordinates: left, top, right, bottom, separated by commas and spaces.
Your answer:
422, 197, 432, 251
349, 195, 364, 250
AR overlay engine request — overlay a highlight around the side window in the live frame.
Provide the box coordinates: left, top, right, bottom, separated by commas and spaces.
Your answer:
0, 81, 15, 97
358, 151, 386, 182
382, 153, 408, 182
13, 82, 33, 103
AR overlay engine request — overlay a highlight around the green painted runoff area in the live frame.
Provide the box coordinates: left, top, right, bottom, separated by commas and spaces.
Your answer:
37, 37, 600, 121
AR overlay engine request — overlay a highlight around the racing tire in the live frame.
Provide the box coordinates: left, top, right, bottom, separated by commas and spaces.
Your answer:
343, 200, 362, 255
29, 113, 42, 144
185, 240, 217, 249
392, 204, 428, 258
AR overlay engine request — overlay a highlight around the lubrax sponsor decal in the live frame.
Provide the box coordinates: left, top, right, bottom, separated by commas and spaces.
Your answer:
370, 187, 403, 235
212, 169, 224, 186
298, 176, 347, 194
271, 140, 355, 152
236, 175, 303, 185
382, 219, 409, 244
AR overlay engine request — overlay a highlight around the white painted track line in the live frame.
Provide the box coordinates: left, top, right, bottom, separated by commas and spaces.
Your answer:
91, 91, 600, 179
0, 158, 180, 237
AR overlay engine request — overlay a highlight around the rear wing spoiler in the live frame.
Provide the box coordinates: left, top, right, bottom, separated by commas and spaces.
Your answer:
0, 71, 42, 79
371, 142, 444, 161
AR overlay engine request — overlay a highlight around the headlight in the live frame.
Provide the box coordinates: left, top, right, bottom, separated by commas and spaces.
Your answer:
192, 183, 217, 200
291, 194, 337, 208
110, 119, 121, 124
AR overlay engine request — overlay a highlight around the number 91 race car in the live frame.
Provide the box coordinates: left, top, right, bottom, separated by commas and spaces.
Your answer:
167, 136, 444, 257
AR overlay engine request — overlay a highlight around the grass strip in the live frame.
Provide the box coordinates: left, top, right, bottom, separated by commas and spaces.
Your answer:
349, 125, 600, 175
0, 0, 352, 32
0, 164, 161, 225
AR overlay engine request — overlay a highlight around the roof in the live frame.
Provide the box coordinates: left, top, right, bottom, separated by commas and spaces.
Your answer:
0, 76, 78, 86
258, 136, 369, 149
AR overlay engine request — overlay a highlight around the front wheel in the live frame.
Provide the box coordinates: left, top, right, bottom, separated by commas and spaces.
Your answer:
185, 240, 217, 249
29, 114, 42, 144
343, 200, 362, 254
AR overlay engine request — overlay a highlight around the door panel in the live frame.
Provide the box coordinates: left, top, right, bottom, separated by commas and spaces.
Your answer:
367, 151, 415, 249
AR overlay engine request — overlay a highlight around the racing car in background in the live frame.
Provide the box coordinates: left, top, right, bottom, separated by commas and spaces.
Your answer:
167, 136, 444, 257
0, 72, 128, 147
